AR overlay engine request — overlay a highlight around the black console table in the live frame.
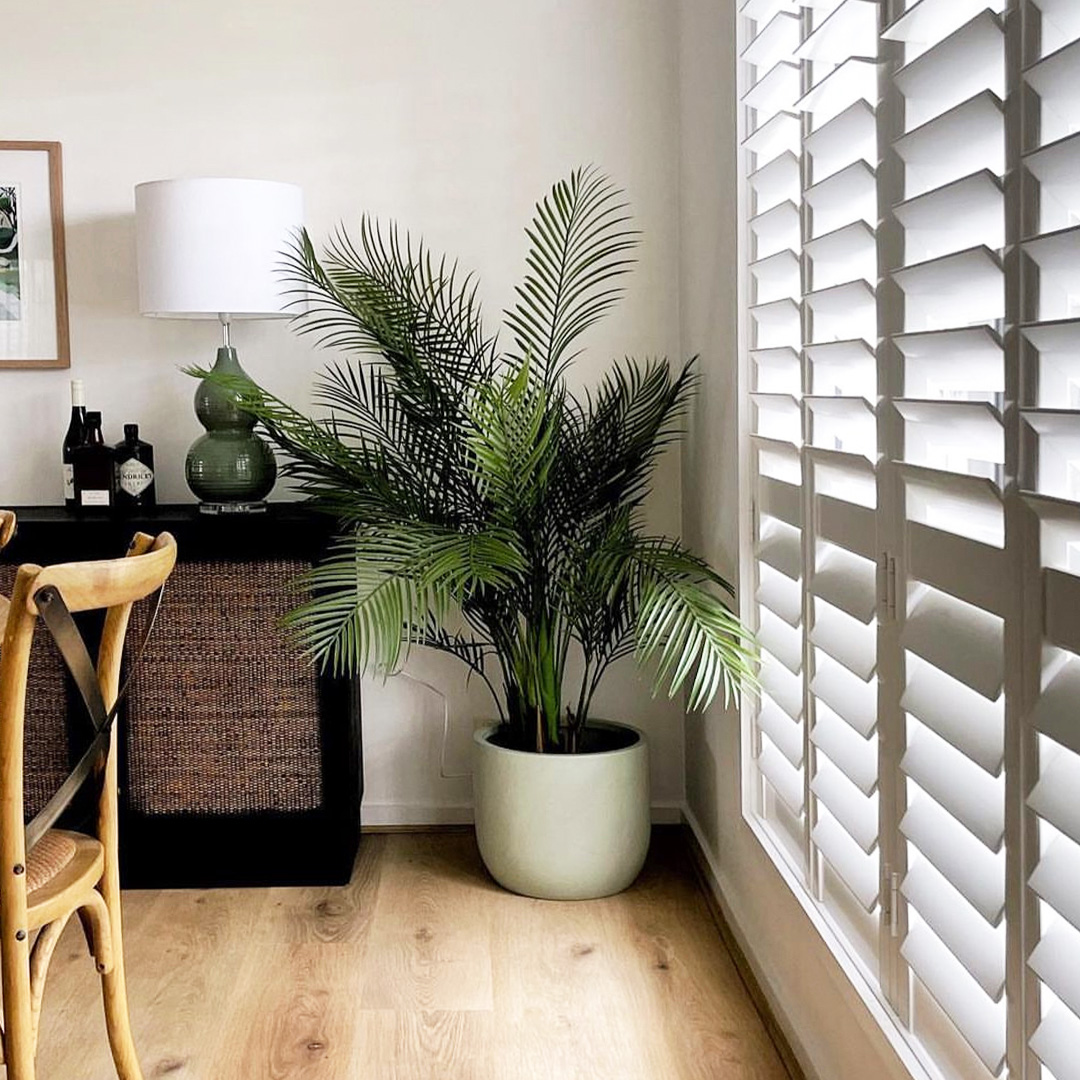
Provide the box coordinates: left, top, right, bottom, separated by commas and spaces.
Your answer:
1, 504, 363, 888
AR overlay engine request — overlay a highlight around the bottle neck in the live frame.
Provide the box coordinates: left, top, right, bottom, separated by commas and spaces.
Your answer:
86, 425, 103, 446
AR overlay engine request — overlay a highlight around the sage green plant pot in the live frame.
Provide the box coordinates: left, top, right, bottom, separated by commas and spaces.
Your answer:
472, 721, 650, 900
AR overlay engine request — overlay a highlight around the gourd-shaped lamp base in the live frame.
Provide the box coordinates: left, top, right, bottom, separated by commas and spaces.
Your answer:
185, 346, 277, 514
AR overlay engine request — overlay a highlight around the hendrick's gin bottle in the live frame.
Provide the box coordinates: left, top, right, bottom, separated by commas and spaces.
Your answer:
113, 424, 156, 513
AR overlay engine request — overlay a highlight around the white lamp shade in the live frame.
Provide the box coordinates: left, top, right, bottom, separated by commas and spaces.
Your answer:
135, 177, 304, 319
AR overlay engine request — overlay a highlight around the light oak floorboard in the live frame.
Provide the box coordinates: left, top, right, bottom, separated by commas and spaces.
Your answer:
33, 829, 791, 1080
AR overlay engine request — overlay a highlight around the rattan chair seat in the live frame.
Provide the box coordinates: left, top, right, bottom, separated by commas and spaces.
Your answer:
25, 830, 80, 894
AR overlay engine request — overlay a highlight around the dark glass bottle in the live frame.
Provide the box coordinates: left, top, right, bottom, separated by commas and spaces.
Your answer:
113, 424, 156, 514
62, 379, 86, 511
72, 412, 114, 512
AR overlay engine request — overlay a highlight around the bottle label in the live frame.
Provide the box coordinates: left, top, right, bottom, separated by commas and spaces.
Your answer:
119, 459, 154, 497
80, 490, 111, 507
63, 463, 75, 499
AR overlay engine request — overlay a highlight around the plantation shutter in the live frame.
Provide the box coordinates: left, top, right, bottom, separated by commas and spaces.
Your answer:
742, 0, 886, 975
743, 0, 810, 872
738, 2, 1080, 1080
800, 0, 884, 972
1021, 4, 1080, 1079
882, 2, 1011, 1075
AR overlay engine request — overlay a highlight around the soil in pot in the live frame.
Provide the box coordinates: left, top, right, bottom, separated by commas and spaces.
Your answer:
486, 722, 639, 755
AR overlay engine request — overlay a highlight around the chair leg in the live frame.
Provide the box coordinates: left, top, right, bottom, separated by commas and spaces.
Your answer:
1, 937, 38, 1080
97, 886, 143, 1080
98, 733, 144, 1080
101, 958, 143, 1080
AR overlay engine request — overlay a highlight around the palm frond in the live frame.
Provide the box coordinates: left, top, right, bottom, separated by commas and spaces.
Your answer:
281, 221, 495, 394
465, 358, 559, 524
626, 538, 757, 710
550, 358, 698, 536
505, 166, 639, 385
284, 524, 527, 678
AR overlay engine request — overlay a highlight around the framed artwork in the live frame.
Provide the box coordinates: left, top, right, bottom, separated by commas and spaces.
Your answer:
0, 141, 69, 369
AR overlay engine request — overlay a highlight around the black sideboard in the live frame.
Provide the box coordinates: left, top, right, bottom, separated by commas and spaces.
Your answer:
1, 504, 363, 888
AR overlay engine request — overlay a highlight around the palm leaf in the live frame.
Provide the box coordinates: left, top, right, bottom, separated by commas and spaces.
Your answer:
284, 524, 527, 677
505, 166, 639, 385
627, 538, 757, 710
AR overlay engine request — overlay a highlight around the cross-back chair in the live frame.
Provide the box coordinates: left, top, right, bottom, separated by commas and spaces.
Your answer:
0, 515, 177, 1079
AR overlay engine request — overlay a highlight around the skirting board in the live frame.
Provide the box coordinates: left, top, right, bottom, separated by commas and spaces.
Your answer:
361, 800, 685, 828
680, 812, 810, 1080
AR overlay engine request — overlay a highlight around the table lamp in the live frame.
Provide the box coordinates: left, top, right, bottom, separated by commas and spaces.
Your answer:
135, 177, 304, 513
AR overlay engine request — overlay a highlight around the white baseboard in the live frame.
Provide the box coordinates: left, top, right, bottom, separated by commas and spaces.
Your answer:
362, 800, 686, 828
361, 802, 474, 827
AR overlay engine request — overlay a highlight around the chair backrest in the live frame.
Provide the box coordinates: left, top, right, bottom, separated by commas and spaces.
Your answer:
0, 532, 177, 872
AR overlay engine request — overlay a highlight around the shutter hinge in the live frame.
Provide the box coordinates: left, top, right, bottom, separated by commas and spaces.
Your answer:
881, 864, 901, 937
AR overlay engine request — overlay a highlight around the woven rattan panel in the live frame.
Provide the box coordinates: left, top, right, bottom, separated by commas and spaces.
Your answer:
0, 565, 73, 822
124, 558, 324, 815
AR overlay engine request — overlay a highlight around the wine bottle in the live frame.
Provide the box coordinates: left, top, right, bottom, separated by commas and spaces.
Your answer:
62, 379, 86, 511
73, 412, 114, 512
113, 424, 156, 513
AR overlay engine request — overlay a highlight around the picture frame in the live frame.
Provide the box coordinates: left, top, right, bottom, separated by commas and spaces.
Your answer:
0, 141, 70, 369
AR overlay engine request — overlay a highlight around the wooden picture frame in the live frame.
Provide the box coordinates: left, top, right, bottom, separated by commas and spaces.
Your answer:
0, 141, 70, 369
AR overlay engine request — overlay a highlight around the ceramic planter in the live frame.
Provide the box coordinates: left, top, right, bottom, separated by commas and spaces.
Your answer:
472, 720, 650, 900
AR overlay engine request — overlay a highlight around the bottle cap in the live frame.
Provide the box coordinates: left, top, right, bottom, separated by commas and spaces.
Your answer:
85, 411, 102, 425
124, 423, 139, 441
70, 379, 85, 407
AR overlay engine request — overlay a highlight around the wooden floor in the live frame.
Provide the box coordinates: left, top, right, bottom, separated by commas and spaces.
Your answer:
35, 828, 791, 1080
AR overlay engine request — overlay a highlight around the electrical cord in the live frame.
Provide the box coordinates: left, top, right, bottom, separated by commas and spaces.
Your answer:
395, 669, 472, 780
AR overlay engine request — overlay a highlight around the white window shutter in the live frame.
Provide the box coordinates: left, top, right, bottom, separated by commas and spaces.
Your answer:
737, 2, 1080, 1079
742, 1, 810, 871
1021, 5, 1080, 1080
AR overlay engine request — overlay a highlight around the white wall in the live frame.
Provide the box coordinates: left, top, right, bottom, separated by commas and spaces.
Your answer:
676, 2, 919, 1079
1, 0, 686, 822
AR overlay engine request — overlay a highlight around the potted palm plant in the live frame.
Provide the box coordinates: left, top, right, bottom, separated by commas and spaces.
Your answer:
194, 167, 756, 899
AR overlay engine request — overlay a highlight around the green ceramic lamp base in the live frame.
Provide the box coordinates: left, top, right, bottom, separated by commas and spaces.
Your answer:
185, 346, 277, 508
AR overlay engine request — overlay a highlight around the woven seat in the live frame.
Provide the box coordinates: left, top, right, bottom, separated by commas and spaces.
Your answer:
25, 831, 79, 894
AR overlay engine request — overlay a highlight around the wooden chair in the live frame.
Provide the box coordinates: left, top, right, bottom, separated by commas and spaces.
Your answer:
0, 526, 177, 1079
